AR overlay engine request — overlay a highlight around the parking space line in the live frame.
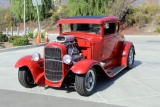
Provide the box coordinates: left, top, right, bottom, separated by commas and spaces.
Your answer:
96, 93, 108, 103
126, 75, 160, 95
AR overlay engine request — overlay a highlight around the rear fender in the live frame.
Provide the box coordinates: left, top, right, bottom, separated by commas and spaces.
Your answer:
70, 59, 99, 74
15, 55, 45, 85
121, 41, 135, 66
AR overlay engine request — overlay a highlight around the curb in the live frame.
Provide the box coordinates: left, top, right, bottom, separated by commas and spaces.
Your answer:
0, 43, 46, 53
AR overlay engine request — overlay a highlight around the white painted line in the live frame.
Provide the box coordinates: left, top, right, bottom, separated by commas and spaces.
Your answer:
126, 75, 160, 95
96, 92, 109, 103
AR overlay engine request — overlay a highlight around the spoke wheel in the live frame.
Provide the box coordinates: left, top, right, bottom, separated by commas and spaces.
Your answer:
127, 46, 135, 69
75, 67, 96, 96
18, 67, 36, 88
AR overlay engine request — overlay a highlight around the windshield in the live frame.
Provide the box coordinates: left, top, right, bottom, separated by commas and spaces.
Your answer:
61, 24, 101, 34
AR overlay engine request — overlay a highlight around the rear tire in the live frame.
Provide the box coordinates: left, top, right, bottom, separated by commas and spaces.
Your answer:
18, 67, 36, 88
127, 46, 135, 69
75, 67, 96, 96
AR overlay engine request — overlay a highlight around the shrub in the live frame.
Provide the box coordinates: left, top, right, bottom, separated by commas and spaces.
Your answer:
0, 33, 8, 42
12, 37, 30, 46
8, 36, 21, 43
125, 4, 160, 27
25, 32, 34, 39
156, 27, 160, 33
154, 14, 160, 25
134, 13, 151, 27
144, 4, 160, 16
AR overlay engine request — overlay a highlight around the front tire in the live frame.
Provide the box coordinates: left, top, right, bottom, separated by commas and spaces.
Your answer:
75, 67, 96, 96
127, 46, 135, 69
18, 67, 36, 88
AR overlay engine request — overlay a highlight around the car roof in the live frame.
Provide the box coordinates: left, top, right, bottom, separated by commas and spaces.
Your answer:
65, 16, 107, 19
58, 16, 119, 24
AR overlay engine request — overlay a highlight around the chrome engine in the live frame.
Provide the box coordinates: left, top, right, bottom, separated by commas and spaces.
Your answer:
57, 36, 82, 63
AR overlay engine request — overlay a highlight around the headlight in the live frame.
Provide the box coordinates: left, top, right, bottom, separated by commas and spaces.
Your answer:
63, 54, 72, 64
32, 52, 41, 61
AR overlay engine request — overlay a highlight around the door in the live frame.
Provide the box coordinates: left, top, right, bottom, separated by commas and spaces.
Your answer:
102, 23, 117, 62
114, 22, 124, 58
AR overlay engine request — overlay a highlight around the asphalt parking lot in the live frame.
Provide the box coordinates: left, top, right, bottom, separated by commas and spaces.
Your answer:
0, 36, 160, 107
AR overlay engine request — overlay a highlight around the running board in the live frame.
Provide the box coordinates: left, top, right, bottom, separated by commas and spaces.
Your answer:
107, 66, 126, 76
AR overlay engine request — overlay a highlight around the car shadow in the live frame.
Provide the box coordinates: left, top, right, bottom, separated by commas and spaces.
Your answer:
45, 60, 142, 95
95, 60, 142, 93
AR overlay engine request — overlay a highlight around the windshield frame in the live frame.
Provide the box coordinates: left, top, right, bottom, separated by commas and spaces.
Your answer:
59, 23, 102, 36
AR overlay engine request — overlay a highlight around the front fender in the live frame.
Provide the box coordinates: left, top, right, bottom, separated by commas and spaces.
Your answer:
15, 55, 44, 85
121, 41, 135, 66
70, 59, 99, 74
15, 55, 32, 68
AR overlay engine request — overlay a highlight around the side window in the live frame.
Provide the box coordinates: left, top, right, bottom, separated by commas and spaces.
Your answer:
104, 23, 116, 35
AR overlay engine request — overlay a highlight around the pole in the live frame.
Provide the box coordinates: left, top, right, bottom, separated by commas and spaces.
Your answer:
11, 27, 13, 36
24, 0, 26, 35
36, 0, 40, 30
36, 0, 41, 42
6, 27, 8, 37
17, 27, 19, 36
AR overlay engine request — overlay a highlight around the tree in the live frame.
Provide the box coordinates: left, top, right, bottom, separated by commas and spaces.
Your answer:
49, 4, 69, 23
67, 0, 109, 16
107, 0, 138, 20
11, 0, 52, 21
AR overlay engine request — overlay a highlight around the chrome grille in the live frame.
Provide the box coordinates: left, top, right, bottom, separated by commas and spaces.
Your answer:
45, 48, 62, 82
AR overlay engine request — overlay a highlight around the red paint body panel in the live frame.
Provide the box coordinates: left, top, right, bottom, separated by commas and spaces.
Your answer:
15, 55, 45, 85
45, 79, 63, 87
121, 41, 134, 66
70, 59, 99, 74
58, 16, 119, 24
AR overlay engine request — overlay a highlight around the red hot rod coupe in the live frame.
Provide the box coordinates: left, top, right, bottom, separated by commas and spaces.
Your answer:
15, 16, 135, 96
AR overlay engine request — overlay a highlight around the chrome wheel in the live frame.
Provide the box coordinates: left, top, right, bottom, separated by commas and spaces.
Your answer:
127, 46, 135, 69
129, 49, 134, 65
75, 67, 96, 96
85, 69, 96, 92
